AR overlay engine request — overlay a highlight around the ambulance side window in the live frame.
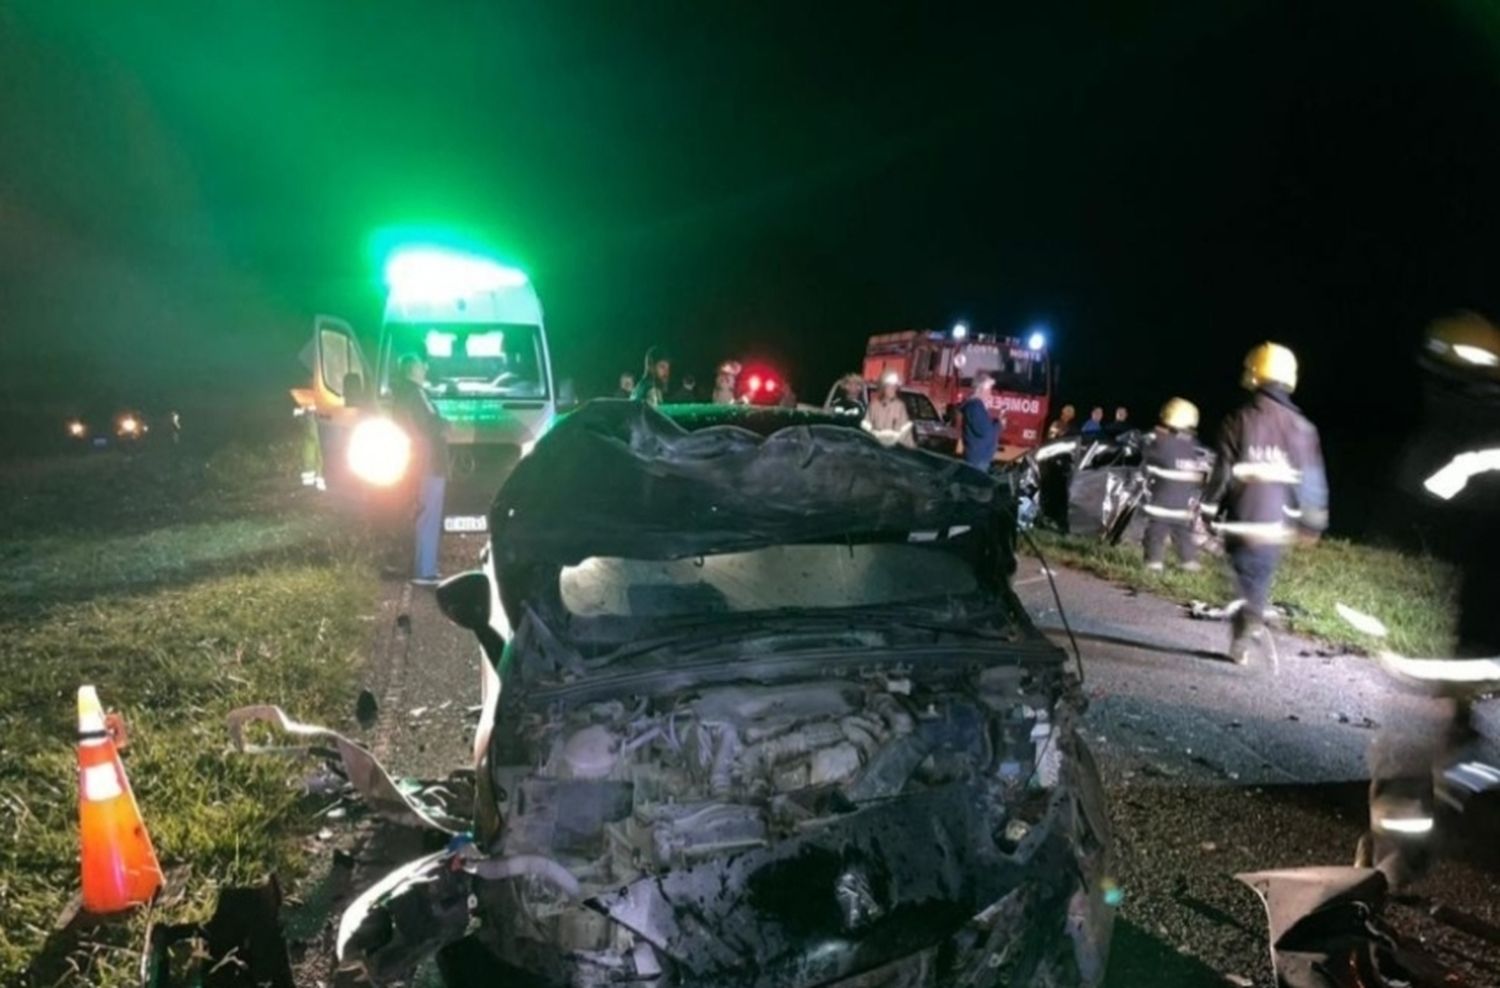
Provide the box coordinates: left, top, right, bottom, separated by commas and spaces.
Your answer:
321, 329, 352, 397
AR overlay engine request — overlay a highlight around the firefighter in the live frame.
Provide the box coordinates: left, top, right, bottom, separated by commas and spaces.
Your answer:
1142, 398, 1207, 572
1203, 342, 1329, 664
291, 388, 324, 490
829, 373, 866, 417
631, 346, 672, 405
862, 372, 915, 447
1410, 313, 1500, 656
1361, 313, 1500, 886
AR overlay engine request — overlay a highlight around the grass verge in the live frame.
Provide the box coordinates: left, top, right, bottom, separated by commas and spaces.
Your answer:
1028, 531, 1457, 657
0, 442, 379, 984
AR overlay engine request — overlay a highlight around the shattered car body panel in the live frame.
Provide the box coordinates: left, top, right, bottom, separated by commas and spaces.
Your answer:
341, 402, 1115, 986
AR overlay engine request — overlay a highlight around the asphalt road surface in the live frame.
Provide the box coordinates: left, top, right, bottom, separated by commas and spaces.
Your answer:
336, 540, 1500, 988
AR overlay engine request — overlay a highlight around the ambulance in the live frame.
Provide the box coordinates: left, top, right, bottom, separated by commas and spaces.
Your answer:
306, 247, 557, 534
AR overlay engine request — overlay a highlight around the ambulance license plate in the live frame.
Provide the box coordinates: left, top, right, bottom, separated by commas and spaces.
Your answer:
443, 515, 488, 533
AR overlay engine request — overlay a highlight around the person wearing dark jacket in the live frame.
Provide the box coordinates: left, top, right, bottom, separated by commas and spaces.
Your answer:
829, 373, 867, 417
1203, 342, 1329, 663
391, 353, 449, 586
1360, 313, 1500, 887
1142, 398, 1208, 572
958, 372, 1002, 470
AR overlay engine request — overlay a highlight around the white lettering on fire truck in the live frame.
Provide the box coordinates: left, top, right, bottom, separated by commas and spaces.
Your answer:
994, 395, 1041, 416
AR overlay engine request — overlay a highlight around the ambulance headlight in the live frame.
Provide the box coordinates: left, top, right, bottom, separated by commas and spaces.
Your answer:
348, 417, 412, 487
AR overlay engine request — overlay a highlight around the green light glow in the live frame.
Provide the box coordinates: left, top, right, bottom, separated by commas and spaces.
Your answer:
385, 247, 528, 302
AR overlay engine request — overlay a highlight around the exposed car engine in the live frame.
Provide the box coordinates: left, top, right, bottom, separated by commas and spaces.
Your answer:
480, 664, 1070, 981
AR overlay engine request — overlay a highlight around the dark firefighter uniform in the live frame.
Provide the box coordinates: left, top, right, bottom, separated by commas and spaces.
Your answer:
1142, 398, 1208, 570
1405, 315, 1500, 656
1362, 314, 1500, 886
1203, 343, 1329, 663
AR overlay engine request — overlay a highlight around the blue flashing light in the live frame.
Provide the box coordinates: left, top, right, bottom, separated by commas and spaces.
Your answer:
952, 322, 969, 340
1027, 329, 1047, 351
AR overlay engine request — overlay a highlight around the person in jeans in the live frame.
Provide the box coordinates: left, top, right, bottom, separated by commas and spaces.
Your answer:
391, 353, 449, 586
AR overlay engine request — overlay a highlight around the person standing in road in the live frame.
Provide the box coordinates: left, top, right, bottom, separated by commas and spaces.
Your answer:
862, 373, 915, 447
1105, 406, 1130, 437
615, 371, 636, 399
1047, 404, 1077, 439
1360, 314, 1500, 885
712, 362, 741, 404
672, 374, 699, 403
1080, 406, 1106, 440
291, 390, 325, 490
391, 353, 450, 587
830, 373, 866, 417
631, 346, 672, 405
1203, 342, 1329, 663
958, 372, 1001, 470
1142, 398, 1208, 572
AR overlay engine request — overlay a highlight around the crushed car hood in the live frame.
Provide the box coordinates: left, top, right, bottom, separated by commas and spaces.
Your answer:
489, 401, 1006, 577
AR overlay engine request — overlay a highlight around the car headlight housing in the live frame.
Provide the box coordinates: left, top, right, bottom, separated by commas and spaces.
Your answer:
348, 417, 412, 487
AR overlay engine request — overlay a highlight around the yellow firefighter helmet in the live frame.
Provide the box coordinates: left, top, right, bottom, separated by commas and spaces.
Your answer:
1241, 342, 1299, 392
1159, 397, 1199, 431
1423, 312, 1500, 380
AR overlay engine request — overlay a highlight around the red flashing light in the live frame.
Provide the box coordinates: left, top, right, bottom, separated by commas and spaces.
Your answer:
764, 377, 779, 393
747, 375, 763, 392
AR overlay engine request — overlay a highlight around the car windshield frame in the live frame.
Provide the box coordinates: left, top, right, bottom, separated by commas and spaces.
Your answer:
531, 532, 1011, 663
382, 321, 549, 399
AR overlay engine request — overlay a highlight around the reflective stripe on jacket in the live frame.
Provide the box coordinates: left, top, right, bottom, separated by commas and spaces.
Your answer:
1144, 427, 1208, 517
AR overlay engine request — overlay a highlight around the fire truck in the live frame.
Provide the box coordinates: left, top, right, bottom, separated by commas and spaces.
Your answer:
862, 327, 1054, 460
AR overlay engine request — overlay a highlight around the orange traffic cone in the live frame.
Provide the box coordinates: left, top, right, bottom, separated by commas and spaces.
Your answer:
77, 686, 162, 914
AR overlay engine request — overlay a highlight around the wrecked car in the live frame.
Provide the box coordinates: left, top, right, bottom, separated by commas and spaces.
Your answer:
340, 402, 1115, 987
1012, 429, 1216, 545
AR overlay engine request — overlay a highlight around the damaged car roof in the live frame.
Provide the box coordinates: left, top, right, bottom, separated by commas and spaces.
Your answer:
489, 401, 1005, 571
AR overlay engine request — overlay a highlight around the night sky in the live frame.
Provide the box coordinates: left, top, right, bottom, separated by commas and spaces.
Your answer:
5, 2, 1500, 528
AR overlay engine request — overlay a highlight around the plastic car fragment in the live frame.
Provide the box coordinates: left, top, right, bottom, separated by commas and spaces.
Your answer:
1236, 866, 1457, 987
226, 704, 466, 834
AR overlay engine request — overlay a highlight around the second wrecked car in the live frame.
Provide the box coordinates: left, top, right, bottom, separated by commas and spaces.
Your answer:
340, 401, 1116, 987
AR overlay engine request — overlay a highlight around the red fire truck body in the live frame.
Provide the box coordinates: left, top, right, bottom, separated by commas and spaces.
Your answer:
862, 330, 1053, 460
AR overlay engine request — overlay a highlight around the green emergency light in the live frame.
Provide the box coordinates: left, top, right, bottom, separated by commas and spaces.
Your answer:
384, 247, 528, 303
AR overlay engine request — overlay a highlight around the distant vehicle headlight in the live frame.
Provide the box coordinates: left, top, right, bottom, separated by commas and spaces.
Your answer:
67, 420, 86, 438
118, 415, 141, 436
348, 417, 411, 487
